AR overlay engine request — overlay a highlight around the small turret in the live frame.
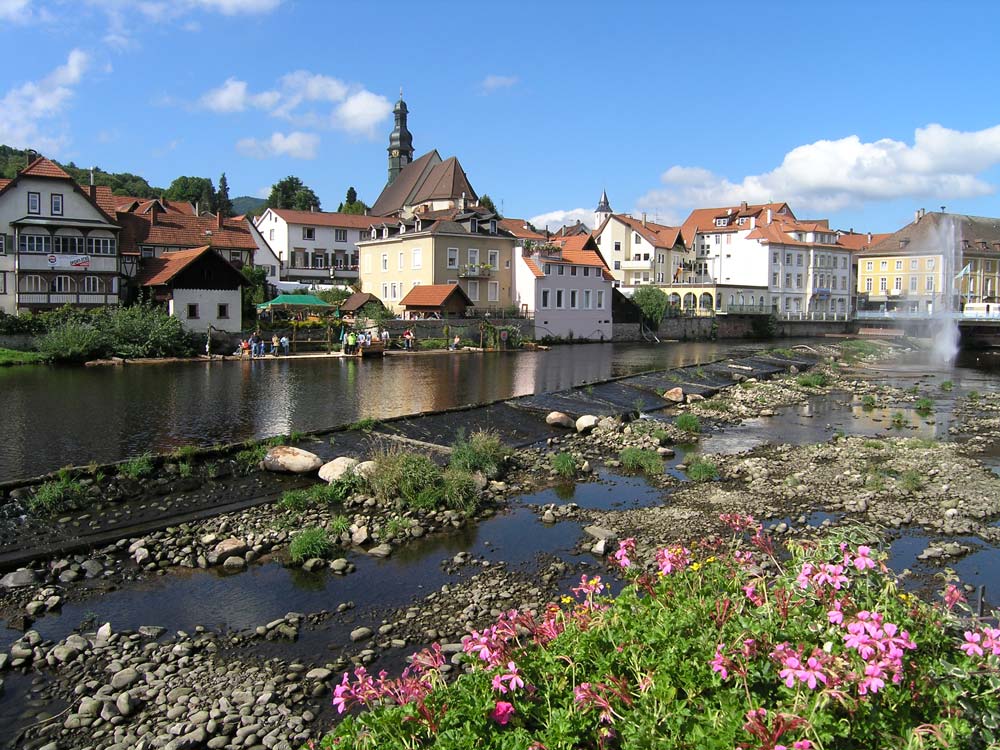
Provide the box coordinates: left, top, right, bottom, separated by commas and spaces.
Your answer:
387, 90, 414, 186
594, 189, 612, 229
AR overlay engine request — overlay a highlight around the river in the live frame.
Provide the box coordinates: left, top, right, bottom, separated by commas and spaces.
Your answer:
1, 340, 824, 482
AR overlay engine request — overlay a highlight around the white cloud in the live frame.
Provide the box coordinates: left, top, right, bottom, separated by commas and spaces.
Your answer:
197, 72, 391, 139
236, 131, 319, 160
189, 0, 281, 12
636, 123, 1000, 219
480, 74, 518, 93
0, 48, 89, 152
199, 77, 279, 113
333, 90, 392, 136
528, 208, 591, 232
0, 0, 32, 20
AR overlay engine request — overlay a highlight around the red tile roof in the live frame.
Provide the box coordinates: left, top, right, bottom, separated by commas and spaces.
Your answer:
745, 217, 846, 248
598, 214, 683, 249
522, 257, 544, 278
499, 218, 546, 240
116, 196, 196, 216
136, 246, 214, 286
268, 208, 380, 229
837, 232, 892, 252
21, 156, 71, 179
399, 283, 472, 307
0, 178, 11, 191
118, 212, 258, 255
680, 202, 793, 245
542, 235, 615, 281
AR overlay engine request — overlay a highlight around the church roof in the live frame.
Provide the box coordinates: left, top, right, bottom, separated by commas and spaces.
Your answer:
370, 150, 442, 216
411, 156, 478, 205
596, 189, 611, 213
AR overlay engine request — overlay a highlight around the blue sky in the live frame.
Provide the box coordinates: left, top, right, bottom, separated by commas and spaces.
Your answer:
4, 0, 1000, 235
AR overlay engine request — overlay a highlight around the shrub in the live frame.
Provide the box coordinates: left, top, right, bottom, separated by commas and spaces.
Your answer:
940, 380, 954, 392
29, 474, 86, 515
550, 452, 576, 479
279, 489, 311, 512
900, 469, 924, 492
891, 410, 907, 429
36, 320, 106, 363
796, 372, 829, 389
631, 285, 669, 325
861, 394, 877, 410
914, 397, 933, 416
619, 448, 662, 476
686, 458, 719, 482
368, 448, 444, 509
384, 517, 411, 539
177, 461, 194, 478
235, 443, 267, 472
326, 472, 367, 503
442, 468, 478, 513
119, 453, 154, 480
321, 531, 1000, 749
450, 429, 506, 479
289, 527, 333, 563
675, 413, 701, 433
329, 515, 351, 536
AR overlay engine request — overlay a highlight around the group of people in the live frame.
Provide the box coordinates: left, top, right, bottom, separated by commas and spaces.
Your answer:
343, 327, 392, 355
236, 331, 290, 359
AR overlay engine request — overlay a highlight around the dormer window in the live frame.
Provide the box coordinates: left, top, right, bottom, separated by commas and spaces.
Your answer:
415, 219, 422, 232
737, 217, 747, 226
470, 218, 479, 233
714, 218, 728, 227
370, 228, 377, 240
489, 219, 497, 234
382, 226, 389, 239
399, 222, 406, 234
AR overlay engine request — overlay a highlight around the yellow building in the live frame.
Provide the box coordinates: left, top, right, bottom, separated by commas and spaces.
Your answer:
357, 208, 516, 312
857, 210, 1000, 313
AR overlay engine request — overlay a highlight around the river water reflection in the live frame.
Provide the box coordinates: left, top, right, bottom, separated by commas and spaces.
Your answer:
1, 340, 789, 482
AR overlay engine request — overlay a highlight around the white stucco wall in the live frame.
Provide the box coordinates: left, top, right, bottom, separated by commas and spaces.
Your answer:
168, 288, 243, 333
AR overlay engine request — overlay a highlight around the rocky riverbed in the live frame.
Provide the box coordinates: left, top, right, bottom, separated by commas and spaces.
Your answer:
6, 338, 1000, 750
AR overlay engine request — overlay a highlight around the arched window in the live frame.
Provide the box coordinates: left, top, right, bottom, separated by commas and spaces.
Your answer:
83, 276, 102, 293
21, 275, 45, 292
53, 275, 74, 293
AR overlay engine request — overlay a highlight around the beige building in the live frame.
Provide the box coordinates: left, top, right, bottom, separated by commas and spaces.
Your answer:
592, 209, 686, 288
358, 208, 516, 312
857, 210, 1000, 313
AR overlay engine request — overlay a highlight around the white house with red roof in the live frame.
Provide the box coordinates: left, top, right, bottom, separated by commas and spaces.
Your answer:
254, 207, 378, 287
509, 224, 614, 340
0, 156, 122, 314
592, 198, 687, 288
677, 202, 854, 316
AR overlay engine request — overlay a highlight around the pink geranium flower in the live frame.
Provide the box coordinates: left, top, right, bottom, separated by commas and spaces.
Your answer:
491, 700, 515, 725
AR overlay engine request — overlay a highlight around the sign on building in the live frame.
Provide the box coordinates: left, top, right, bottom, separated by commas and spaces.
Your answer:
46, 255, 91, 269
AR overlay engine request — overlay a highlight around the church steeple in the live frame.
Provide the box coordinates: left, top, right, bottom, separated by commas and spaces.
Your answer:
387, 90, 414, 186
594, 189, 612, 228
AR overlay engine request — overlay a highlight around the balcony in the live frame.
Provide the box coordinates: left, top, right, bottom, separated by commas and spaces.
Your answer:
331, 265, 359, 280
18, 292, 119, 307
458, 263, 495, 278
620, 257, 653, 271
17, 254, 119, 272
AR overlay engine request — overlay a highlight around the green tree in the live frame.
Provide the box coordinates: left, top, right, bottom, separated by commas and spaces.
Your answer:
216, 173, 233, 218
479, 194, 501, 217
241, 265, 270, 322
337, 186, 368, 215
631, 285, 669, 326
267, 176, 321, 211
165, 176, 215, 210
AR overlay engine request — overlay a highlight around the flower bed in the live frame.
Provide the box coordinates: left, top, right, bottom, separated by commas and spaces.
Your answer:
319, 518, 999, 749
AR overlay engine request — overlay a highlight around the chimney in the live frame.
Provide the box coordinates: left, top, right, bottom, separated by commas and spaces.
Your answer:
310, 204, 315, 212
867, 232, 872, 243
459, 192, 467, 210
194, 200, 200, 216
89, 168, 97, 200
740, 201, 748, 212
149, 202, 160, 226
217, 212, 224, 229
641, 212, 647, 227
766, 208, 773, 224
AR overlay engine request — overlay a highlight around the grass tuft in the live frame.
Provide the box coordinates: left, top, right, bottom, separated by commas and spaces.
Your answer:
119, 453, 154, 480
289, 527, 333, 563
675, 413, 701, 433
619, 448, 663, 476
686, 458, 719, 482
450, 429, 506, 479
551, 452, 577, 479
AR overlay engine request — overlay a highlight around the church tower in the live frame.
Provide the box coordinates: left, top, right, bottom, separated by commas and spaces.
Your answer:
594, 189, 612, 229
387, 92, 414, 186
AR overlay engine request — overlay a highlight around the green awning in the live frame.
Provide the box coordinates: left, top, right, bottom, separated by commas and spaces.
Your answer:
256, 294, 334, 310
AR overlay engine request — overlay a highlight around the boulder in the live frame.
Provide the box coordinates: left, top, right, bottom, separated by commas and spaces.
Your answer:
350, 627, 373, 642
213, 538, 247, 562
354, 461, 377, 479
583, 525, 616, 541
368, 543, 393, 558
1, 569, 38, 589
351, 526, 370, 546
222, 556, 246, 571
546, 412, 574, 429
262, 446, 323, 474
110, 667, 140, 690
686, 394, 705, 404
319, 457, 359, 484
575, 415, 599, 434
663, 387, 684, 403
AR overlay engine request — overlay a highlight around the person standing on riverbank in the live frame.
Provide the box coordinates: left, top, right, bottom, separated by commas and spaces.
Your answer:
280, 335, 290, 355
346, 330, 357, 356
